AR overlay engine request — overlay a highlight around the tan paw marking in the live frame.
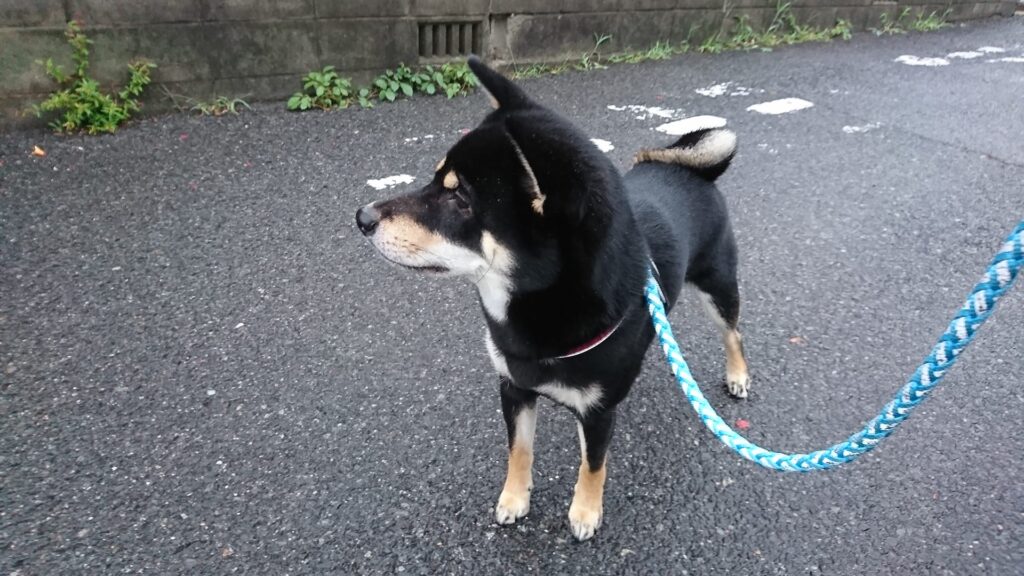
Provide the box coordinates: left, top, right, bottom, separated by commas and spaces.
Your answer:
568, 459, 606, 541
568, 500, 603, 541
495, 487, 531, 525
727, 371, 749, 399
724, 329, 749, 399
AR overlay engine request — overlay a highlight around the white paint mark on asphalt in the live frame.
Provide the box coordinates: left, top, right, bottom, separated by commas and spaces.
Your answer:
842, 122, 881, 134
367, 174, 415, 190
234, 322, 245, 329
655, 115, 728, 135
987, 56, 1024, 63
894, 55, 949, 66
207, 389, 217, 396
947, 51, 984, 59
403, 134, 436, 143
977, 46, 1005, 53
695, 82, 753, 98
695, 83, 731, 98
607, 104, 680, 120
746, 98, 814, 115
590, 138, 615, 152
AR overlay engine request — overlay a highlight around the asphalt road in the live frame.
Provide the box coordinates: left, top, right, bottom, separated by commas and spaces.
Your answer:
2, 17, 1023, 576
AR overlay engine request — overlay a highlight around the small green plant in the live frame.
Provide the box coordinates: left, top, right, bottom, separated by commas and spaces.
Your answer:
288, 62, 477, 111
829, 18, 854, 41
607, 40, 678, 64
699, 2, 852, 53
288, 66, 353, 110
874, 8, 911, 35
434, 63, 480, 97
699, 32, 727, 54
511, 61, 570, 79
910, 10, 950, 32
577, 34, 613, 71
33, 21, 154, 134
191, 96, 251, 116
374, 64, 417, 102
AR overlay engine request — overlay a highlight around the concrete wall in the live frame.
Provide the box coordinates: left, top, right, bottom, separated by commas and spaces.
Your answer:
1, 0, 1015, 129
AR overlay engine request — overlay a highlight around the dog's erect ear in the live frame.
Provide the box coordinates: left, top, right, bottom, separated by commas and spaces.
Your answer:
505, 116, 599, 226
468, 55, 531, 111
506, 132, 546, 215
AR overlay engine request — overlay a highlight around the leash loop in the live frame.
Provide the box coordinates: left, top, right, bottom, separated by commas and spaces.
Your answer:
646, 220, 1024, 471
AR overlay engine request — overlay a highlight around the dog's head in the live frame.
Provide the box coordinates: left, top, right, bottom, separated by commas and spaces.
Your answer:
356, 57, 620, 295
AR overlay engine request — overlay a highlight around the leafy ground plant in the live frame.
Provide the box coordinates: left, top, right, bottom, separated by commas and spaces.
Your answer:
288, 66, 353, 110
34, 21, 154, 134
288, 63, 477, 111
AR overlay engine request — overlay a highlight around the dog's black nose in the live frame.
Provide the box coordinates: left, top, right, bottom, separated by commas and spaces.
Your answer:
356, 205, 380, 236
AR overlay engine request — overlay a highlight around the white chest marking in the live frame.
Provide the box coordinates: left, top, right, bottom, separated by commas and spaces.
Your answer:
535, 383, 604, 415
478, 273, 512, 323
476, 232, 514, 323
485, 332, 603, 415
485, 331, 511, 378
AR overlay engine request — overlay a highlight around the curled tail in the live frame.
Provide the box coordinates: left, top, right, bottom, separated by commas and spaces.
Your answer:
634, 116, 737, 181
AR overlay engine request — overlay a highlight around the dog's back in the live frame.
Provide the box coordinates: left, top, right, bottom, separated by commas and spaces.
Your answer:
625, 125, 739, 304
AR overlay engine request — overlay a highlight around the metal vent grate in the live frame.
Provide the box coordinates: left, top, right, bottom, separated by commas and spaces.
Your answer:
418, 21, 482, 59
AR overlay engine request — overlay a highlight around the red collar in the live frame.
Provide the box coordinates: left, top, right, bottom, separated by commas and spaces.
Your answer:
555, 318, 624, 359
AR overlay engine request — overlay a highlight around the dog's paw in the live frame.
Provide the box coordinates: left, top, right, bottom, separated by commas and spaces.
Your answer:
495, 489, 530, 525
726, 371, 749, 399
567, 501, 603, 541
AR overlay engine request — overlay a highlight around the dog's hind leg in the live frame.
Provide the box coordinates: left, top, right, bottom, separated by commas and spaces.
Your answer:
568, 408, 616, 541
495, 377, 538, 525
692, 270, 750, 398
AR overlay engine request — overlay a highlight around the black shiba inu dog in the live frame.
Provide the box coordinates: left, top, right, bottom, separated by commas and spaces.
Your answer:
356, 57, 750, 541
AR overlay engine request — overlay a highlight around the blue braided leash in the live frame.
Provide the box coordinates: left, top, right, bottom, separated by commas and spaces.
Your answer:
645, 220, 1024, 472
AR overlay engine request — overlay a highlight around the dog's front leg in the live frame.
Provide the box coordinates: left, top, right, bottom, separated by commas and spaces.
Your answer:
495, 377, 538, 525
569, 407, 616, 541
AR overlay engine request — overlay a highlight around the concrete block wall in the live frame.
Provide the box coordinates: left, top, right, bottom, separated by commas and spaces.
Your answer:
0, 0, 1015, 129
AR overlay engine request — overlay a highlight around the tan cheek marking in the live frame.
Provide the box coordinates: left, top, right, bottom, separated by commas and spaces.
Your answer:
443, 170, 459, 190
378, 215, 441, 249
480, 232, 510, 265
435, 157, 446, 172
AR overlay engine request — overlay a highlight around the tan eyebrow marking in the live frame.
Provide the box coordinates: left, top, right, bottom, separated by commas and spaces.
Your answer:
443, 170, 459, 190
435, 157, 446, 172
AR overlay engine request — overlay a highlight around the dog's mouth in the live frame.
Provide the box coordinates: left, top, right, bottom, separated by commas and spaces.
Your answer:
402, 264, 449, 274
379, 254, 450, 274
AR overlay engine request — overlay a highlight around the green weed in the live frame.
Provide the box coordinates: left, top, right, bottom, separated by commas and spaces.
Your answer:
288, 66, 353, 110
874, 8, 911, 35
700, 2, 853, 53
910, 10, 951, 32
288, 63, 477, 111
33, 21, 155, 134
